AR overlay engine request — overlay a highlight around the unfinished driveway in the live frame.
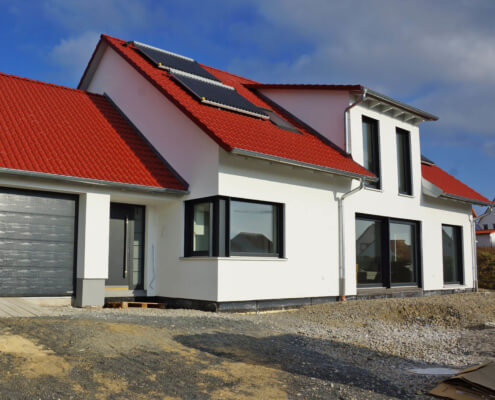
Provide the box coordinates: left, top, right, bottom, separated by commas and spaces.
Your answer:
0, 292, 493, 399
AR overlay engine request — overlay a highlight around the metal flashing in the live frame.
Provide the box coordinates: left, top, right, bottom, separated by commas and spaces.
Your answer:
231, 148, 377, 181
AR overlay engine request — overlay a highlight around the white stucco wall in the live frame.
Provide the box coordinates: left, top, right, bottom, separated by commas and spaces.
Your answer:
77, 193, 110, 279
258, 89, 350, 150
217, 152, 351, 301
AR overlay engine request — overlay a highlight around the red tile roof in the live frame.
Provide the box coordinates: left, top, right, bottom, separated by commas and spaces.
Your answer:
98, 35, 375, 180
0, 72, 187, 191
421, 162, 491, 205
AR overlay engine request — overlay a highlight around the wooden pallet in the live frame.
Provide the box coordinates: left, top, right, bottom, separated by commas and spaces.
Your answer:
105, 301, 166, 309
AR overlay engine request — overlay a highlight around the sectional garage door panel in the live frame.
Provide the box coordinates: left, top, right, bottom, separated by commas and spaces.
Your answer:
0, 189, 77, 296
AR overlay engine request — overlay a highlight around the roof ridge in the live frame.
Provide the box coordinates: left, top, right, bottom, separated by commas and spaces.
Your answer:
0, 71, 103, 98
201, 64, 259, 84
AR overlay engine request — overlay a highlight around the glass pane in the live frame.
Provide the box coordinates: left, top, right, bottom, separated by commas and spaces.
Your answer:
356, 218, 383, 285
390, 222, 416, 284
363, 118, 380, 189
131, 208, 145, 288
397, 131, 411, 194
193, 202, 211, 252
443, 225, 461, 283
230, 201, 276, 254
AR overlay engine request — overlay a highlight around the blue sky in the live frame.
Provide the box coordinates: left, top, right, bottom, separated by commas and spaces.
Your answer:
1, 0, 493, 209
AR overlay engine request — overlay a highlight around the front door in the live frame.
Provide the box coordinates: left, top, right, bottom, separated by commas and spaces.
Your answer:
107, 203, 145, 289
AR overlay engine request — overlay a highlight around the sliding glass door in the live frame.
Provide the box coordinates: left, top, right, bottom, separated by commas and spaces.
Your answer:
356, 215, 420, 288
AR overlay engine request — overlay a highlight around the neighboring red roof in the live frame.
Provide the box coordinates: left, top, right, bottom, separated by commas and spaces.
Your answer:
0, 72, 186, 191
98, 35, 375, 180
421, 162, 491, 205
476, 230, 495, 235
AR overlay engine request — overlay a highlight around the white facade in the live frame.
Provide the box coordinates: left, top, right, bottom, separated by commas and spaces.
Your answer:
4, 40, 478, 307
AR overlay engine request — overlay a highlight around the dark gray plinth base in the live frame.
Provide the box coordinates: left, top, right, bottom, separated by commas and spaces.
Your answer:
104, 287, 475, 313
75, 278, 105, 307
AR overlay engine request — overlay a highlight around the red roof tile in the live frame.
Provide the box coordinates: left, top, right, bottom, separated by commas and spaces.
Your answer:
476, 229, 495, 234
100, 35, 375, 180
421, 162, 491, 205
0, 72, 186, 191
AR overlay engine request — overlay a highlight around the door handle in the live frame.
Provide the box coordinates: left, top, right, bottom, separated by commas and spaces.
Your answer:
124, 217, 128, 278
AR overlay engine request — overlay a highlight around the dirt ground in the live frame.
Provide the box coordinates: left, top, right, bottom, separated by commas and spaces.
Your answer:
0, 292, 493, 399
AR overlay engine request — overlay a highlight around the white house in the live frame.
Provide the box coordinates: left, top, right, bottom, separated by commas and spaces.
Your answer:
0, 34, 491, 310
476, 206, 495, 247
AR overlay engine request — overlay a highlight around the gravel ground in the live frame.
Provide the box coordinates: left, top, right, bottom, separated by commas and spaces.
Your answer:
0, 292, 493, 399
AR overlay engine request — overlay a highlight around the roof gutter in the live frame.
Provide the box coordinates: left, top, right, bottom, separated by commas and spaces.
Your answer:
344, 88, 368, 154
0, 167, 188, 195
230, 148, 376, 182
441, 193, 493, 207
338, 178, 365, 301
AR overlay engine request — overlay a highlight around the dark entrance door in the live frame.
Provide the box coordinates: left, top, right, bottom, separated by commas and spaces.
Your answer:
107, 203, 145, 289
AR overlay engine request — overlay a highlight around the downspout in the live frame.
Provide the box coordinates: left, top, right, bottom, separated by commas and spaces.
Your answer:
344, 88, 368, 154
338, 178, 365, 301
471, 204, 494, 291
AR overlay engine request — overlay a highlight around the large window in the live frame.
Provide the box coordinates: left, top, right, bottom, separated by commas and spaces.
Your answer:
356, 214, 420, 287
396, 128, 412, 195
442, 225, 463, 284
362, 116, 381, 189
184, 196, 284, 257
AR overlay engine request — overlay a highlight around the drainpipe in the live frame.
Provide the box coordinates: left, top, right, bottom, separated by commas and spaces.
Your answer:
338, 178, 365, 301
344, 88, 368, 154
471, 204, 494, 291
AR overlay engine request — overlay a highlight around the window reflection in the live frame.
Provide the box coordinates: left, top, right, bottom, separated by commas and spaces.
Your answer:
230, 201, 276, 255
390, 222, 415, 284
356, 219, 383, 285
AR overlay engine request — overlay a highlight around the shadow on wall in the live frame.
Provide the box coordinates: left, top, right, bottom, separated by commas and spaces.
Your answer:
174, 332, 442, 397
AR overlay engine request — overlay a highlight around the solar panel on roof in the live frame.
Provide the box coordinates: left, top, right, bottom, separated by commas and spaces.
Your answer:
170, 70, 268, 119
133, 41, 220, 82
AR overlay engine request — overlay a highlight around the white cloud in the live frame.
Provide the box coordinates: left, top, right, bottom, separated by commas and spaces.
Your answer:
49, 31, 100, 81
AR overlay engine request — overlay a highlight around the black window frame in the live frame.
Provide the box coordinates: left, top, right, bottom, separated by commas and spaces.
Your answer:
184, 196, 285, 258
356, 213, 422, 288
442, 224, 464, 285
362, 116, 381, 190
396, 127, 413, 195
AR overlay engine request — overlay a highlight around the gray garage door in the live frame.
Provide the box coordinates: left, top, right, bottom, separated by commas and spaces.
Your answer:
0, 188, 77, 296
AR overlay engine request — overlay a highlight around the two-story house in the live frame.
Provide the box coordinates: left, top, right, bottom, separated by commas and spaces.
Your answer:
0, 35, 491, 310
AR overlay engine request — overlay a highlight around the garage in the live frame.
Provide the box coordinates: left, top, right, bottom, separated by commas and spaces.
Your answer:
0, 188, 77, 297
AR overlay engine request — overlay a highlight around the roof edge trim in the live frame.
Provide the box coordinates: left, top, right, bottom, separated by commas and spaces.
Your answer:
441, 193, 493, 207
231, 148, 377, 181
365, 88, 438, 121
78, 36, 108, 90
0, 168, 189, 195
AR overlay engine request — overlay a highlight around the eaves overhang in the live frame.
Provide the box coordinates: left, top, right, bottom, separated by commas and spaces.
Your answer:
363, 88, 438, 123
0, 167, 189, 195
422, 177, 492, 207
231, 148, 377, 182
